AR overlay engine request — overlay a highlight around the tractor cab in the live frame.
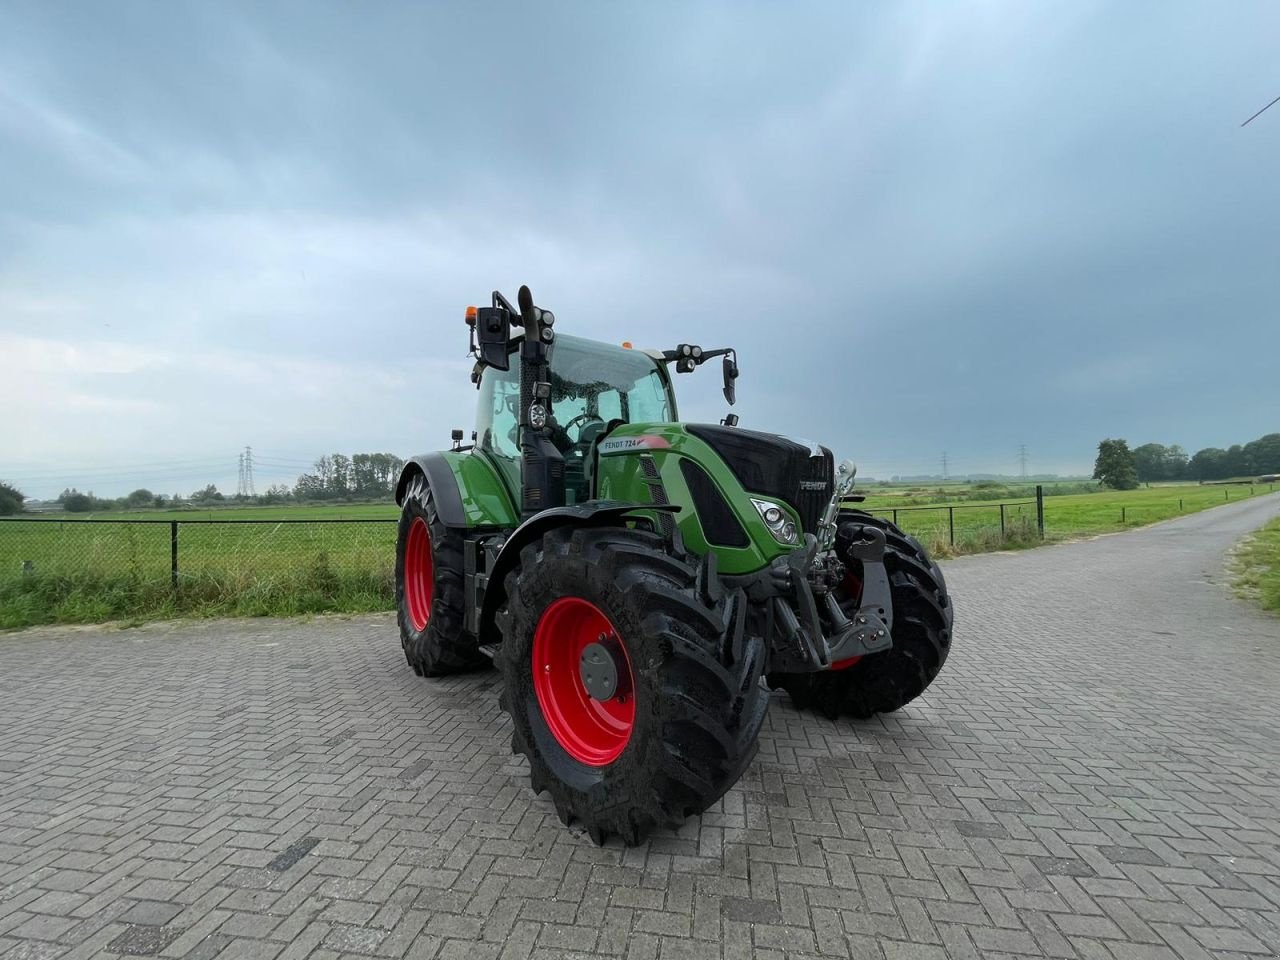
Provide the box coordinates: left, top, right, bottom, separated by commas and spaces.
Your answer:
474, 334, 676, 506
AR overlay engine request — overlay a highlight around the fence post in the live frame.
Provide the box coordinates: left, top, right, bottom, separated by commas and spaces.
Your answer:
1121, 506, 1126, 523
999, 502, 1006, 538
1179, 498, 1183, 511
171, 521, 179, 589
1225, 489, 1229, 501
892, 508, 898, 527
1035, 485, 1044, 538
948, 506, 955, 545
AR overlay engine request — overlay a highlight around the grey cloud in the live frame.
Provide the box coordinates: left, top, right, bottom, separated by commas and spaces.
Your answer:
2, 0, 1278, 496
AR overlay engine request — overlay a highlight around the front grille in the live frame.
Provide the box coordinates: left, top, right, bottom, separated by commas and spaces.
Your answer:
639, 455, 674, 538
687, 424, 834, 536
794, 447, 834, 535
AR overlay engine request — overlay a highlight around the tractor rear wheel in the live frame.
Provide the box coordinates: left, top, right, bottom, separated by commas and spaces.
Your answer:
497, 526, 768, 845
767, 512, 953, 719
395, 473, 486, 677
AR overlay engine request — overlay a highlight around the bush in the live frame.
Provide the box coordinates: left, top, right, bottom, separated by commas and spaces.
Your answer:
0, 482, 24, 516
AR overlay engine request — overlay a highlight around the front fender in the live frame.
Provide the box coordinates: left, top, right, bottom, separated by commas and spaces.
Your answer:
477, 501, 680, 642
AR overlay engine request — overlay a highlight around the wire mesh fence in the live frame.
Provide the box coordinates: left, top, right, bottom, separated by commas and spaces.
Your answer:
0, 518, 398, 628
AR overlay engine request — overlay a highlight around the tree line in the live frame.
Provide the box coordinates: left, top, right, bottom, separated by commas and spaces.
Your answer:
1093, 432, 1280, 489
292, 453, 405, 501
0, 452, 408, 515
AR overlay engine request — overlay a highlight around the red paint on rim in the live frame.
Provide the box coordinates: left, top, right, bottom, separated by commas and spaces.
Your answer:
404, 516, 434, 631
830, 656, 863, 671
532, 597, 635, 766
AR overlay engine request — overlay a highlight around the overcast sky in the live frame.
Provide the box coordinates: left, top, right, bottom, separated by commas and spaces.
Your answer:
2, 1, 1278, 498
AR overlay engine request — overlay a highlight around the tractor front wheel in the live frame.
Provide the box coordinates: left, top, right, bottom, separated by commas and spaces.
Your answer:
497, 526, 768, 845
767, 512, 953, 719
395, 473, 486, 676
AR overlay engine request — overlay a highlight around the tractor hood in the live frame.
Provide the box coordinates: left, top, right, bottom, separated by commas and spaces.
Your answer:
685, 424, 835, 536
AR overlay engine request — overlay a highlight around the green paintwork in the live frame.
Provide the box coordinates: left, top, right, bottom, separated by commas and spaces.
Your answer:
594, 422, 801, 576
441, 450, 520, 529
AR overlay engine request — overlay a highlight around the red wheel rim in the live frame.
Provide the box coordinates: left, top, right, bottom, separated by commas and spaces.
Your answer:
404, 517, 433, 631
532, 597, 635, 766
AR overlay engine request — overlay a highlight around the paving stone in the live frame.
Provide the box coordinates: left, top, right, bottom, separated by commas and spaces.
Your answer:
0, 493, 1278, 959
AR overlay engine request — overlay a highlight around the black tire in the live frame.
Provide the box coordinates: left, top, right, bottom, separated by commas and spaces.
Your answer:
395, 472, 486, 677
496, 526, 768, 845
767, 511, 953, 719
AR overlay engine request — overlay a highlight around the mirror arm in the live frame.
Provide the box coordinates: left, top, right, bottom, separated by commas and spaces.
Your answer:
492, 290, 522, 325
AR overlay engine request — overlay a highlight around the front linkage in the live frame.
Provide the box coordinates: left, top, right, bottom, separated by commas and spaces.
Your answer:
731, 520, 895, 673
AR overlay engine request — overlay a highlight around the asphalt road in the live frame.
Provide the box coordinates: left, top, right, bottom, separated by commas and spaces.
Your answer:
1, 493, 1278, 959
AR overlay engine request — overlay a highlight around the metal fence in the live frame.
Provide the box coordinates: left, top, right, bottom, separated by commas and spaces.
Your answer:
856, 487, 1045, 549
0, 517, 398, 591
2, 486, 1047, 593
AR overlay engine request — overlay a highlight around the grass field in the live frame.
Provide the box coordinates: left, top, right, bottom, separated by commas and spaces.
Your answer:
1231, 515, 1280, 614
2, 482, 1276, 629
857, 481, 1277, 557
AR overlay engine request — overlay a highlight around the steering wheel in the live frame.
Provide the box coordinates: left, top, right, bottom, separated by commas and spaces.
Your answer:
562, 412, 605, 443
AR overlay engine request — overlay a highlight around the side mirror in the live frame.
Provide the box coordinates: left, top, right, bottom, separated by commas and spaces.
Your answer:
722, 355, 738, 406
474, 307, 511, 370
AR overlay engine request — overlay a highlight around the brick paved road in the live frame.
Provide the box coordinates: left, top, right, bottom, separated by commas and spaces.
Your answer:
2, 495, 1279, 960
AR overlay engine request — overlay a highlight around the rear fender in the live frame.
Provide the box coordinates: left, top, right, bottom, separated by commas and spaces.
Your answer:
395, 452, 518, 529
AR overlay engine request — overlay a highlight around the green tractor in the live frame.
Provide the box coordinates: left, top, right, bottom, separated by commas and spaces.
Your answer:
394, 285, 953, 844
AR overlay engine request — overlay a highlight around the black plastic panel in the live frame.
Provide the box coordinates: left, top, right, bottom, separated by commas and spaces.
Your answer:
680, 458, 749, 548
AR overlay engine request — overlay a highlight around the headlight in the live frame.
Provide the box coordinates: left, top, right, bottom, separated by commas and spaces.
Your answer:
750, 498, 799, 545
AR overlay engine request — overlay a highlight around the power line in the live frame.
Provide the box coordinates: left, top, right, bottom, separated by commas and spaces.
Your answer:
940, 451, 949, 479
1242, 92, 1280, 127
1018, 443, 1029, 479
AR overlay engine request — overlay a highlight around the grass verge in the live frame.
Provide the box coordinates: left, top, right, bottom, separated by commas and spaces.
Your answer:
1231, 516, 1280, 614
0, 561, 392, 631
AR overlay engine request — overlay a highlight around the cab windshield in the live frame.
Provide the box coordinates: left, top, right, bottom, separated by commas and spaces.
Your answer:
475, 334, 674, 503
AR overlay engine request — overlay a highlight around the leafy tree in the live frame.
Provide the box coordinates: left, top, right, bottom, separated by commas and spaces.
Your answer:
1245, 433, 1280, 475
1189, 447, 1226, 481
1163, 444, 1189, 480
62, 491, 94, 512
124, 488, 154, 507
1222, 444, 1253, 479
294, 473, 324, 500
1093, 439, 1138, 490
1132, 443, 1168, 483
330, 454, 352, 498
190, 484, 224, 503
1133, 443, 1190, 482
261, 484, 292, 504
0, 481, 24, 516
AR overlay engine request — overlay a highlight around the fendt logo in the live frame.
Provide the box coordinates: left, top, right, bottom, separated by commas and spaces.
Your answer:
799, 480, 828, 491
598, 436, 672, 455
